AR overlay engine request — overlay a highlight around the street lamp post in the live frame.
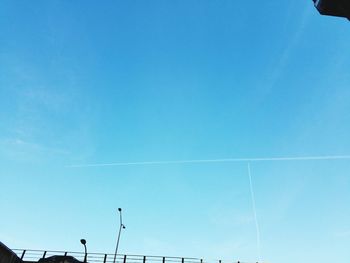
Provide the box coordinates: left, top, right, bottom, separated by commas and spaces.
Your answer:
80, 239, 87, 263
113, 208, 126, 263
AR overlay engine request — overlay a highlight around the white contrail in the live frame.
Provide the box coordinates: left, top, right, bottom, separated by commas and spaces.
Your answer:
66, 155, 350, 167
247, 163, 261, 262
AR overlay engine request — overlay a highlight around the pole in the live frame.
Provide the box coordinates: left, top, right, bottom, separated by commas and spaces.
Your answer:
113, 224, 122, 263
83, 244, 87, 263
113, 208, 124, 263
80, 239, 87, 263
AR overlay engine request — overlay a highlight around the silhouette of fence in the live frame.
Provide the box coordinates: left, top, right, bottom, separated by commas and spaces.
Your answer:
12, 250, 204, 263
12, 250, 253, 263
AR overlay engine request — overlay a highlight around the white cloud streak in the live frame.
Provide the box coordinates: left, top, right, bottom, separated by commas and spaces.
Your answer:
67, 155, 350, 168
247, 163, 261, 262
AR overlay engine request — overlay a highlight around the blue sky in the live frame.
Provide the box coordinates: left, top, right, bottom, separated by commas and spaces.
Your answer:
1, 1, 350, 262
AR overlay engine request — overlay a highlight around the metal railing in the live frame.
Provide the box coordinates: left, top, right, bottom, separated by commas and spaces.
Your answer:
12, 250, 202, 263
12, 249, 254, 263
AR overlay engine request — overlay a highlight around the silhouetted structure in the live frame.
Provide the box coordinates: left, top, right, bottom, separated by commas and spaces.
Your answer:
313, 0, 350, 19
38, 256, 82, 263
2, 242, 247, 263
0, 243, 83, 263
0, 242, 22, 263
8, 248, 205, 263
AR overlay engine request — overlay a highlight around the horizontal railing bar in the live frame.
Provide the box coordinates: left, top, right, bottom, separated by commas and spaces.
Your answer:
13, 250, 201, 261
12, 249, 257, 263
127, 256, 200, 260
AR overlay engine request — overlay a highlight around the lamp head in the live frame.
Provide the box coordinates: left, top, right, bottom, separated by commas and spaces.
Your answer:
122, 224, 126, 229
80, 239, 86, 245
118, 208, 122, 212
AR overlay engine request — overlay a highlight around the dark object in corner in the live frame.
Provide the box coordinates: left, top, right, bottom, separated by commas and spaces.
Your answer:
38, 256, 82, 263
313, 0, 350, 20
0, 242, 22, 263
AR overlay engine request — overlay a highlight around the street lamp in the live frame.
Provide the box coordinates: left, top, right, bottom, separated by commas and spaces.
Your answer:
113, 208, 126, 263
80, 239, 87, 263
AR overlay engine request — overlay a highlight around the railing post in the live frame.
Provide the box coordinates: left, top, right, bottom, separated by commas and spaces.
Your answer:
162, 257, 165, 263
42, 251, 47, 259
123, 255, 127, 263
103, 254, 107, 263
20, 250, 26, 260
181, 258, 184, 263
143, 256, 146, 263
200, 260, 203, 263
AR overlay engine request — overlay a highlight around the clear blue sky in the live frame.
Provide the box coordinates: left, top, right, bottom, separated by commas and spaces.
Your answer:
1, 1, 350, 263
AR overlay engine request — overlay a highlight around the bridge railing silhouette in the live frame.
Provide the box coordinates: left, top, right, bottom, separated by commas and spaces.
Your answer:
13, 249, 202, 263
12, 249, 252, 263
